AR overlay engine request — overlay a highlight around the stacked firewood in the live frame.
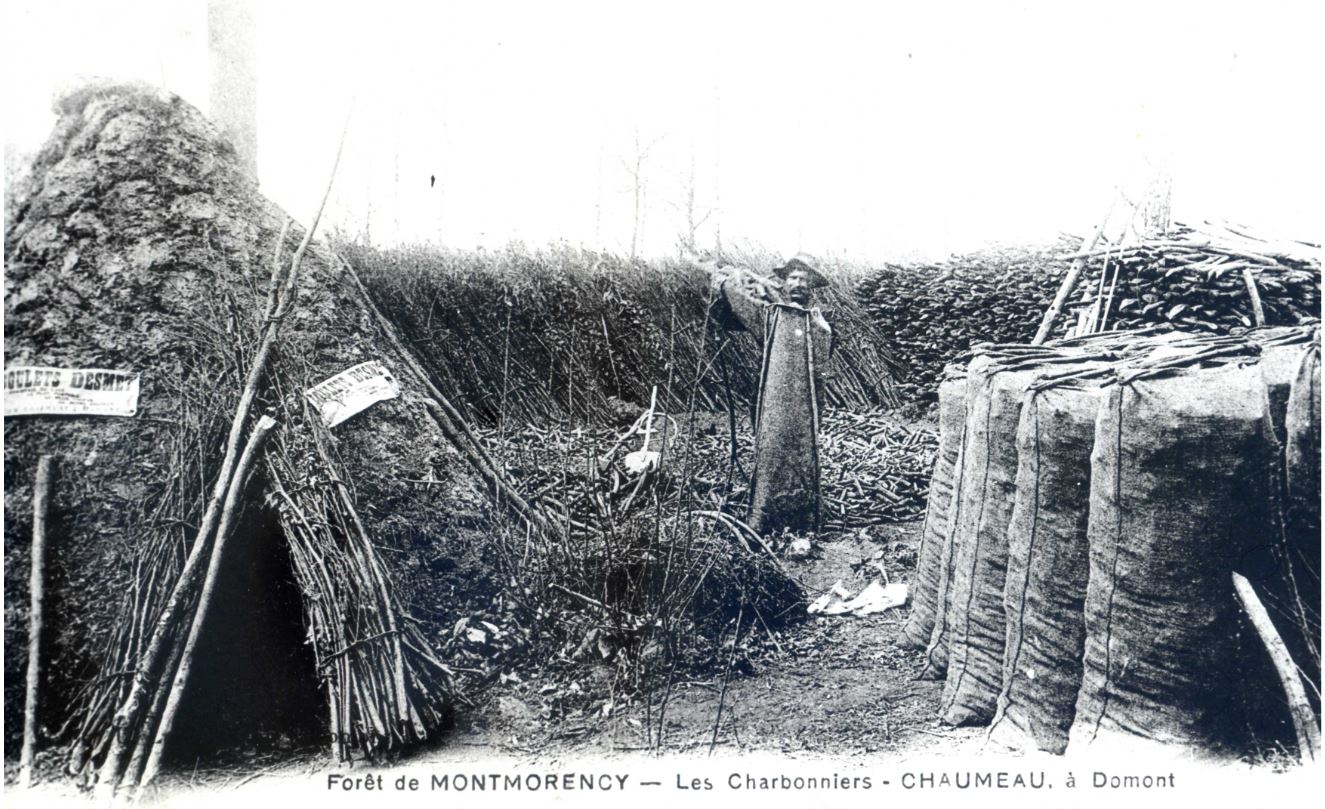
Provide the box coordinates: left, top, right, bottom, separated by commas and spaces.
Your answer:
1058, 223, 1319, 337
856, 244, 1067, 402
858, 228, 1320, 402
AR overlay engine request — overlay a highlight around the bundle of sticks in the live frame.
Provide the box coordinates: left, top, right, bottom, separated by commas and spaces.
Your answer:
62, 442, 204, 788
74, 207, 315, 801
263, 385, 454, 764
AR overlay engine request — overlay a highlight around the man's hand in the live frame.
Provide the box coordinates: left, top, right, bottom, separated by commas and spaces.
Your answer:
689, 254, 782, 317
728, 266, 781, 303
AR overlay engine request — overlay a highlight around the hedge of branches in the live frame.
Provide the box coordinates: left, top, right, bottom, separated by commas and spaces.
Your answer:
343, 243, 900, 426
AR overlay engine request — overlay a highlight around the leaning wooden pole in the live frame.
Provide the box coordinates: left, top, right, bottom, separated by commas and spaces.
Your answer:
1033, 201, 1116, 345
19, 455, 56, 789
334, 252, 557, 538
94, 108, 349, 804
94, 235, 290, 803
1240, 266, 1267, 327
1232, 572, 1320, 762
119, 626, 186, 792
135, 416, 278, 798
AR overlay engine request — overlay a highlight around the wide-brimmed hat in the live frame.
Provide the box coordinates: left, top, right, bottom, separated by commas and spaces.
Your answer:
771, 253, 830, 288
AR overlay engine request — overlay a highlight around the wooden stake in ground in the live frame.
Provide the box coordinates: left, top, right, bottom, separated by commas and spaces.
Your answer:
136, 416, 277, 798
1232, 572, 1320, 762
20, 455, 56, 789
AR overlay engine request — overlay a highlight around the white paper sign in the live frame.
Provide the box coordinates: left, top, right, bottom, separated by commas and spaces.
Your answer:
4, 366, 141, 417
304, 361, 400, 428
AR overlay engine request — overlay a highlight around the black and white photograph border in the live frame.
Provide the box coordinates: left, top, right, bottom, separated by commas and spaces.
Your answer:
2, 1, 1322, 806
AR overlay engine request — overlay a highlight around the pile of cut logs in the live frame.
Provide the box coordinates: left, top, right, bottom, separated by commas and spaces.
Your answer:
820, 410, 938, 528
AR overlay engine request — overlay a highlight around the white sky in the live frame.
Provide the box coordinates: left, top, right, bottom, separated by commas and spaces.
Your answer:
4, 0, 1323, 262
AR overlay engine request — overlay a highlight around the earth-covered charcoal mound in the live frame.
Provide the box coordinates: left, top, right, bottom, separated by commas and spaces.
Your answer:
4, 82, 492, 773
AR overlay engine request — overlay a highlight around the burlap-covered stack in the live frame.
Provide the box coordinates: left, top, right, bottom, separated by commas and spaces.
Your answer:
908, 326, 1310, 756
899, 363, 968, 654
987, 373, 1108, 753
988, 333, 1255, 753
1068, 348, 1288, 751
1274, 330, 1321, 713
931, 348, 1115, 724
910, 331, 1162, 681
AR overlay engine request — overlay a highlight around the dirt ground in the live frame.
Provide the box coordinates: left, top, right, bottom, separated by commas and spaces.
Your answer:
446, 520, 981, 759
6, 518, 985, 804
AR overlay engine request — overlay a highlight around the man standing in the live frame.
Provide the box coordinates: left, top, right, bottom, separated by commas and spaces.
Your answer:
708, 254, 833, 535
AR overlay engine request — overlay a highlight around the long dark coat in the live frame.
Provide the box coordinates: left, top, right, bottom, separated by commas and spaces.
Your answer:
715, 272, 833, 534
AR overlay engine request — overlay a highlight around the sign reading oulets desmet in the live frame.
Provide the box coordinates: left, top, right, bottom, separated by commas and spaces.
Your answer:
304, 361, 400, 428
4, 367, 141, 417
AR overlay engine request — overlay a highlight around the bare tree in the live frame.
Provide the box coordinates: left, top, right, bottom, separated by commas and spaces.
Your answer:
622, 129, 660, 260
669, 140, 713, 254
1140, 169, 1173, 238
362, 142, 375, 246
594, 139, 604, 245
393, 105, 402, 243
208, 0, 258, 179
712, 170, 723, 257
712, 85, 724, 256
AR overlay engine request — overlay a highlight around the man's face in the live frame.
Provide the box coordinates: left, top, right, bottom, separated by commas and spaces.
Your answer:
784, 268, 813, 305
